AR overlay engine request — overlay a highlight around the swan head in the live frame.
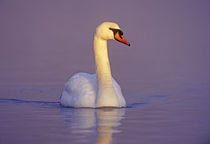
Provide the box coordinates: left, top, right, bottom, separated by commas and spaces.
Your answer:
95, 22, 130, 46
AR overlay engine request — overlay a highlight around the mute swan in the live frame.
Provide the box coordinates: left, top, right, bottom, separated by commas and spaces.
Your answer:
60, 22, 130, 108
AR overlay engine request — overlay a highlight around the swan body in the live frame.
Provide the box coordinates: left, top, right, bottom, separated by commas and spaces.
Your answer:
60, 22, 130, 108
60, 73, 125, 107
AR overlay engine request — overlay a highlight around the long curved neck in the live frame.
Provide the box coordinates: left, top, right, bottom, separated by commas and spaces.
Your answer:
94, 35, 113, 88
94, 35, 119, 107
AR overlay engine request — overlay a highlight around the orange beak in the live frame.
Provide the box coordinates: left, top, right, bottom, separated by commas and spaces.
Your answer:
114, 32, 130, 46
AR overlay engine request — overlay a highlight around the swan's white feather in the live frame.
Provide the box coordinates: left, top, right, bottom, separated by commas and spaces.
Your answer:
60, 72, 126, 108
60, 22, 128, 108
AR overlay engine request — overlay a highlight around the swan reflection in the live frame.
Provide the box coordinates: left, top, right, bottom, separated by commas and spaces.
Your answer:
60, 108, 125, 144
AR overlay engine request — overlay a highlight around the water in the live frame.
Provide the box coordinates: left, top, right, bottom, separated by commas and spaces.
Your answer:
0, 84, 209, 144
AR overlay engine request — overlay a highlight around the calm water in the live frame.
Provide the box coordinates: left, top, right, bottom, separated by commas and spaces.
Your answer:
0, 83, 209, 144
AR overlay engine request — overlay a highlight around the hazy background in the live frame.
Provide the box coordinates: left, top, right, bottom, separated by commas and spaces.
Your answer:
0, 0, 210, 97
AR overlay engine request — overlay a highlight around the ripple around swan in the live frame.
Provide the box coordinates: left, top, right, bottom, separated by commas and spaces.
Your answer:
0, 98, 61, 108
0, 98, 147, 109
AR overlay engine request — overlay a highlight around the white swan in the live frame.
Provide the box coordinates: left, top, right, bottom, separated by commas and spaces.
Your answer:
60, 22, 130, 108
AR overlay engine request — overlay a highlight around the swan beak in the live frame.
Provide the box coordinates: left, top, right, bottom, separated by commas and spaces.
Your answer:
115, 32, 130, 46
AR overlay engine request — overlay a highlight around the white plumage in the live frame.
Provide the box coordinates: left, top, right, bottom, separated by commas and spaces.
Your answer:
60, 73, 125, 107
60, 22, 130, 108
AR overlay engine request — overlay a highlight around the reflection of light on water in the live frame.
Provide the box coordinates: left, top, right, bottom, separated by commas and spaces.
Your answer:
61, 108, 96, 134
60, 108, 125, 144
96, 108, 125, 144
97, 108, 125, 132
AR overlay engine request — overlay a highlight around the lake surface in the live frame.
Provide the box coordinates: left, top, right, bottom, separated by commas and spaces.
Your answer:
0, 83, 209, 144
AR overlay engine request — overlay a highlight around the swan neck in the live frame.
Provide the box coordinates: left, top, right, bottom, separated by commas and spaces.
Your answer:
94, 35, 119, 107
94, 35, 113, 87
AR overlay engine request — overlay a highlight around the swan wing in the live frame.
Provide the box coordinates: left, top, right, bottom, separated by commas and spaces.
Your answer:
60, 73, 97, 107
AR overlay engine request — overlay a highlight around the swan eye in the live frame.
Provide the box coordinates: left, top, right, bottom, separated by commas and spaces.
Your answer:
119, 30, 123, 36
109, 28, 123, 36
